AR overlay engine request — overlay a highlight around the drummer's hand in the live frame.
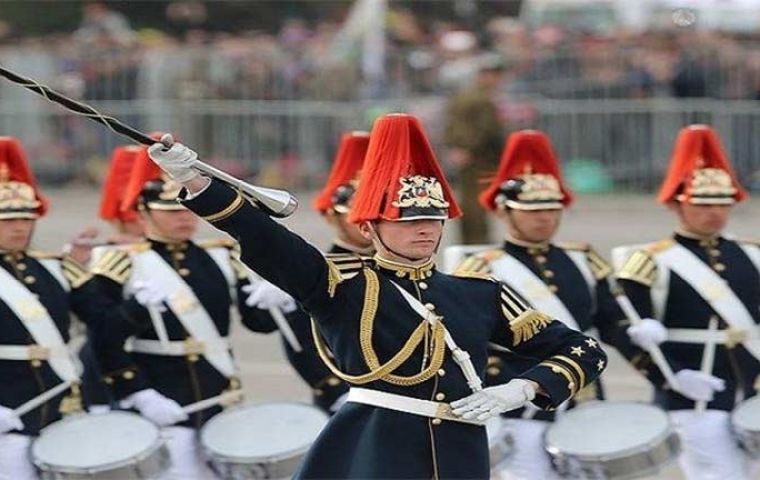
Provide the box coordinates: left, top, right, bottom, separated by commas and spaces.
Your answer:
121, 389, 189, 427
133, 279, 169, 313
0, 405, 24, 433
675, 370, 726, 402
147, 134, 200, 184
450, 379, 537, 421
627, 318, 667, 350
242, 280, 297, 313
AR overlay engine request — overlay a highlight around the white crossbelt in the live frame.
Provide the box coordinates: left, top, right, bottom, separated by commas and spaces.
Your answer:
0, 343, 76, 361
667, 328, 759, 346
347, 387, 485, 426
126, 337, 231, 356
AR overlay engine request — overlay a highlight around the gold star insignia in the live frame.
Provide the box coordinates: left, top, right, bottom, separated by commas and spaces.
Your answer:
585, 338, 598, 349
597, 360, 605, 371
570, 346, 586, 357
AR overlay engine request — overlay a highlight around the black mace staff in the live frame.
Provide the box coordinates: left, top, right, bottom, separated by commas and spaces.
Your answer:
0, 65, 298, 218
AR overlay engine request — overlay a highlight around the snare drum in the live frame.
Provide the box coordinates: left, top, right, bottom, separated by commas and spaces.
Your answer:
732, 395, 760, 458
200, 401, 329, 479
32, 411, 170, 479
545, 402, 680, 479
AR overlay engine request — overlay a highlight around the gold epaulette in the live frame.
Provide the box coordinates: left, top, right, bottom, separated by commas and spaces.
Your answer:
324, 253, 367, 297
452, 250, 500, 277
646, 239, 675, 254
556, 241, 590, 252
198, 238, 237, 250
452, 270, 495, 282
735, 237, 760, 247
500, 283, 554, 346
61, 256, 90, 289
91, 248, 133, 285
558, 242, 613, 279
617, 249, 657, 287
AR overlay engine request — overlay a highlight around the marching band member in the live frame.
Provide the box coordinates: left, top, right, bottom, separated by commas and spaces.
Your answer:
454, 130, 625, 478
148, 113, 607, 479
245, 131, 373, 414
0, 137, 90, 479
81, 148, 277, 479
615, 125, 760, 479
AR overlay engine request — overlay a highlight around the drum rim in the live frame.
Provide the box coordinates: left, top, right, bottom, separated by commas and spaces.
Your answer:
200, 400, 329, 464
32, 411, 167, 474
544, 401, 675, 460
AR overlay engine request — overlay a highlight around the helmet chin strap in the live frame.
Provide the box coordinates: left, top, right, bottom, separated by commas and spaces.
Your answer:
367, 221, 429, 263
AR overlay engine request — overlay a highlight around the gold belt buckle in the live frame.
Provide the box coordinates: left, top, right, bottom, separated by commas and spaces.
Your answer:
183, 338, 205, 355
725, 328, 748, 349
28, 344, 50, 361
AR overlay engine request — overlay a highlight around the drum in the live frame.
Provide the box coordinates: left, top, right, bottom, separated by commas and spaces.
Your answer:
32, 411, 170, 479
545, 402, 680, 479
732, 395, 760, 457
200, 401, 329, 479
486, 416, 514, 469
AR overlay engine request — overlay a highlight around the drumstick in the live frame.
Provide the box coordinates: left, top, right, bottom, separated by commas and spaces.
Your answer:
183, 390, 244, 415
268, 306, 303, 353
613, 289, 682, 392
696, 316, 719, 413
14, 381, 72, 417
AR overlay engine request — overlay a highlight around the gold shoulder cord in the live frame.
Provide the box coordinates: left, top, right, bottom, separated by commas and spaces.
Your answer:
311, 268, 447, 386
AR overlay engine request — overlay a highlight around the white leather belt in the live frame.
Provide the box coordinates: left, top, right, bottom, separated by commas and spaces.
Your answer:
347, 387, 485, 426
667, 328, 757, 347
0, 343, 74, 361
126, 337, 231, 356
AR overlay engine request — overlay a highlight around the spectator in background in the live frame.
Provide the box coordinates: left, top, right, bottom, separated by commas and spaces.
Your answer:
443, 56, 506, 244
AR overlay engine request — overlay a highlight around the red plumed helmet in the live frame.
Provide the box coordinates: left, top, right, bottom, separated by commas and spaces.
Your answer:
658, 124, 747, 205
0, 136, 48, 219
313, 131, 370, 214
99, 145, 143, 223
348, 114, 461, 223
479, 130, 572, 211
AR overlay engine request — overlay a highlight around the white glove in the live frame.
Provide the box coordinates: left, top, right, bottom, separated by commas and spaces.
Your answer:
241, 280, 297, 313
121, 389, 188, 427
133, 279, 168, 312
450, 379, 537, 421
627, 318, 667, 350
147, 134, 200, 183
0, 405, 23, 433
675, 369, 726, 402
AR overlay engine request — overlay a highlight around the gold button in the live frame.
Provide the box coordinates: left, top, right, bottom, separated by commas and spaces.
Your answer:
431, 418, 442, 425
17, 263, 27, 271
535, 255, 547, 264
313, 389, 324, 396
31, 359, 42, 368
103, 376, 114, 385
714, 263, 726, 272
418, 282, 428, 290
24, 275, 36, 284
425, 303, 435, 311
188, 354, 200, 362
426, 271, 433, 278
2, 254, 12, 262
122, 370, 135, 380
174, 252, 186, 261
437, 369, 446, 376
229, 378, 241, 389
487, 367, 501, 376
544, 270, 555, 279
549, 285, 559, 293
435, 392, 446, 401
327, 377, 340, 387
567, 382, 575, 391
709, 249, 721, 257
179, 268, 191, 277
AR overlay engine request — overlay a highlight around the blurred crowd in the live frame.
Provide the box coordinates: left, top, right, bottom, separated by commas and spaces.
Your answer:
4, 3, 760, 102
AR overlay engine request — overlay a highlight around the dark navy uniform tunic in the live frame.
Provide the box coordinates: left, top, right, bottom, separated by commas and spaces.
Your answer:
458, 240, 625, 420
617, 233, 760, 411
181, 180, 607, 479
0, 251, 90, 436
81, 238, 277, 427
277, 243, 354, 413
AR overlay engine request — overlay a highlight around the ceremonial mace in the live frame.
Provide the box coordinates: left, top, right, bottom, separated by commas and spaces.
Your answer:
0, 66, 298, 218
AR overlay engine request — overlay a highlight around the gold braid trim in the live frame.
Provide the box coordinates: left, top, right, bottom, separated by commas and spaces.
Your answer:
538, 360, 578, 395
201, 193, 244, 223
326, 261, 343, 298
510, 310, 553, 346
310, 268, 444, 386
553, 354, 587, 390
